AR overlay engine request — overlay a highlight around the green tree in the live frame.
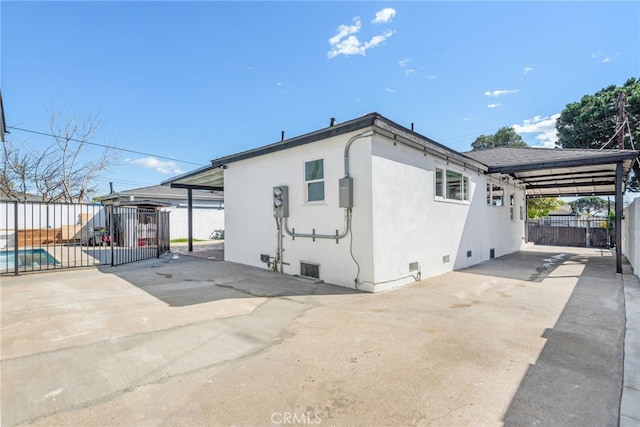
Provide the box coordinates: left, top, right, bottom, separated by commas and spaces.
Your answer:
471, 126, 527, 151
555, 77, 639, 190
527, 197, 564, 219
569, 196, 608, 216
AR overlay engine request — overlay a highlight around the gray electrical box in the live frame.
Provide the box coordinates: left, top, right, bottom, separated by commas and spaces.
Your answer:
339, 177, 353, 208
273, 186, 289, 217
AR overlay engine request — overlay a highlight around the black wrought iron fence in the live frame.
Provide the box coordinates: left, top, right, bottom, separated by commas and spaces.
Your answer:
0, 200, 170, 275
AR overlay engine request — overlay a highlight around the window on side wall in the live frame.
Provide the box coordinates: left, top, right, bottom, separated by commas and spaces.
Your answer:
435, 168, 444, 198
510, 194, 515, 220
305, 159, 324, 202
436, 167, 469, 202
491, 184, 503, 206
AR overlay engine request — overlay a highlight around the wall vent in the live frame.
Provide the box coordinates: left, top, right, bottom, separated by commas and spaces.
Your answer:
467, 250, 472, 258
443, 255, 450, 264
260, 254, 270, 263
490, 248, 495, 259
409, 262, 419, 271
300, 262, 320, 279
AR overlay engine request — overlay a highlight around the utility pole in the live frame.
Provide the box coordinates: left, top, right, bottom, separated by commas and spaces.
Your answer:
617, 92, 627, 150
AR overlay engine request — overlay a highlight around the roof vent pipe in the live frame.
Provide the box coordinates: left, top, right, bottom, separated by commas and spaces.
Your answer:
281, 131, 285, 141
411, 122, 414, 131
330, 117, 336, 127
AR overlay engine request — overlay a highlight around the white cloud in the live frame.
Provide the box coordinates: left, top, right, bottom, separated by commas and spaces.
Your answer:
484, 89, 520, 97
487, 103, 502, 108
398, 58, 411, 67
385, 87, 396, 93
328, 11, 395, 59
126, 157, 184, 174
372, 8, 396, 24
426, 75, 436, 80
592, 52, 619, 63
404, 68, 416, 76
328, 18, 362, 46
512, 113, 561, 148
603, 55, 617, 63
523, 67, 533, 74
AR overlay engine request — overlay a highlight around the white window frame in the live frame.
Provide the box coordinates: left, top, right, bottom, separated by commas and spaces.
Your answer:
487, 183, 504, 207
304, 158, 325, 203
435, 166, 470, 203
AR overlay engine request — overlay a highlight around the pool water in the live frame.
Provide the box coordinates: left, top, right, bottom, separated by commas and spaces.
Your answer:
0, 249, 60, 270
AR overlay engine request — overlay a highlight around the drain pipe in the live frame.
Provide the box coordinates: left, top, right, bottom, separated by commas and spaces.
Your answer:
344, 130, 374, 177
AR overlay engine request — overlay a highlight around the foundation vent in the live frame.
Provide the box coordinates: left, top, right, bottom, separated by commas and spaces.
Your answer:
300, 262, 320, 279
443, 255, 450, 264
409, 262, 419, 271
490, 248, 495, 259
467, 250, 472, 258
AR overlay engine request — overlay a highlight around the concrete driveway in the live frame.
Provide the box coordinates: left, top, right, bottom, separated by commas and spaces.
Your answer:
0, 246, 632, 426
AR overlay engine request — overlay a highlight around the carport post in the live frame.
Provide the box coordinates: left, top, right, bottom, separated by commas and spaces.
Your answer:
13, 201, 18, 275
188, 188, 193, 252
615, 162, 623, 274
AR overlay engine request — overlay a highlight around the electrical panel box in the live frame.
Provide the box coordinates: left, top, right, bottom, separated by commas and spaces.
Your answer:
338, 177, 353, 208
273, 186, 289, 217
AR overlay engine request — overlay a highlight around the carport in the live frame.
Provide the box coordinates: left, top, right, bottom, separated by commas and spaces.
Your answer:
161, 164, 224, 252
464, 146, 639, 273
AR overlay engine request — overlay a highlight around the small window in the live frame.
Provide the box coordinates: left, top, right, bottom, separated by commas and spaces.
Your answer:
436, 167, 469, 202
305, 159, 324, 202
510, 194, 515, 220
463, 176, 469, 201
491, 184, 503, 206
435, 168, 444, 197
446, 170, 462, 200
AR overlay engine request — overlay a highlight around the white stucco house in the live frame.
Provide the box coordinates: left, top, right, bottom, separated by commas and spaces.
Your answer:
164, 113, 638, 291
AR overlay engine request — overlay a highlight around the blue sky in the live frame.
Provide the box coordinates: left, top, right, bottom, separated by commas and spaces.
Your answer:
2, 1, 639, 197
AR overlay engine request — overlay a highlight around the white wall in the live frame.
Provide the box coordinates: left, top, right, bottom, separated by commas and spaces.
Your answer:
224, 130, 374, 289
223, 130, 526, 292
622, 198, 640, 274
369, 136, 525, 291
163, 207, 225, 241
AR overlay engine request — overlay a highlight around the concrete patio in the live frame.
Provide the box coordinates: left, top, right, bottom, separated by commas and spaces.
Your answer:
1, 245, 638, 426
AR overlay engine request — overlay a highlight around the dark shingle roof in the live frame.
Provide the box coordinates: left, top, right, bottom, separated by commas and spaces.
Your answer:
463, 147, 637, 170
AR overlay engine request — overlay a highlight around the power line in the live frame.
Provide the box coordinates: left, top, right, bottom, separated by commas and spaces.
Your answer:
6, 125, 208, 167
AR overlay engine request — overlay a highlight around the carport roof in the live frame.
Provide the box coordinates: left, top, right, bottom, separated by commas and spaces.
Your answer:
463, 146, 639, 197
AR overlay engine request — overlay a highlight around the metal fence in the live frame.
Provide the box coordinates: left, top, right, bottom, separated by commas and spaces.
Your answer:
1, 200, 170, 275
527, 217, 613, 248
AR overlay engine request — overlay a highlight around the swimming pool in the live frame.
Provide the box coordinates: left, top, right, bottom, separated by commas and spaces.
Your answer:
0, 249, 60, 271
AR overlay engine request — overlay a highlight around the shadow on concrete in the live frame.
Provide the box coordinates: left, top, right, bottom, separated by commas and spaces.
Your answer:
98, 253, 361, 307
459, 250, 580, 282
502, 254, 625, 426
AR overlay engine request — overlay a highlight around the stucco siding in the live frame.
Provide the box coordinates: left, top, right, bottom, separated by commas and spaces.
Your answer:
163, 207, 224, 241
369, 136, 525, 291
223, 129, 525, 292
224, 131, 375, 288
622, 198, 640, 274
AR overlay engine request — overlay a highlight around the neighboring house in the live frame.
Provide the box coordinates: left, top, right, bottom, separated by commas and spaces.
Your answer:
99, 185, 224, 240
164, 112, 638, 291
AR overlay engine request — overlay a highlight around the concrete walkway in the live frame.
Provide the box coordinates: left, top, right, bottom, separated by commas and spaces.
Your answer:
0, 245, 637, 426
